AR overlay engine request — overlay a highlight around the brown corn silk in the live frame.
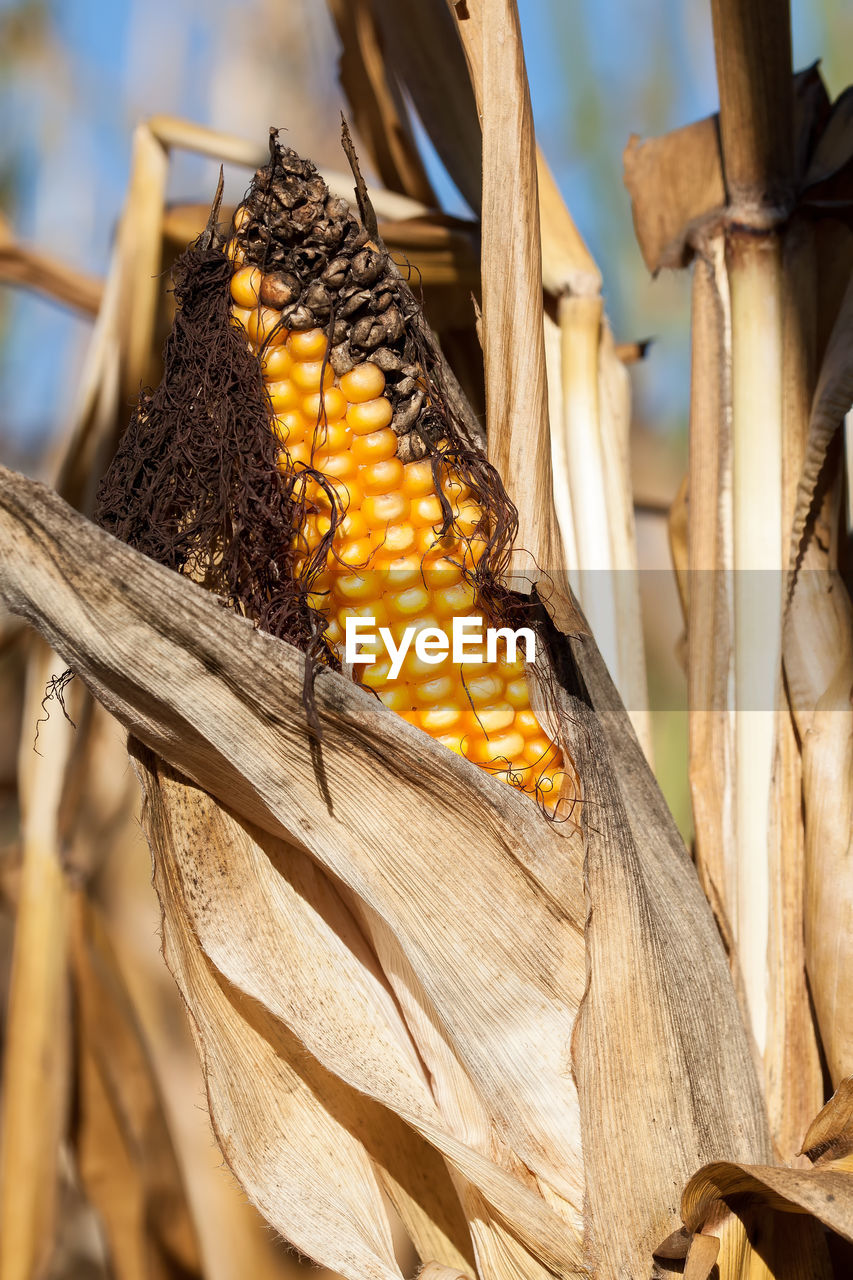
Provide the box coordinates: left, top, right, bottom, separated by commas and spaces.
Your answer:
96, 133, 570, 813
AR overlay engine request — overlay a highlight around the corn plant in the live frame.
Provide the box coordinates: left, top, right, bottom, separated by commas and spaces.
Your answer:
0, 2, 852, 1278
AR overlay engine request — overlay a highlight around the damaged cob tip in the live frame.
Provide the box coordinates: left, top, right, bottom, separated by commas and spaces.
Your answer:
97, 131, 573, 817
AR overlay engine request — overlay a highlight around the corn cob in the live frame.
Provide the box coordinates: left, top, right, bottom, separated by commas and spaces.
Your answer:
225, 142, 568, 814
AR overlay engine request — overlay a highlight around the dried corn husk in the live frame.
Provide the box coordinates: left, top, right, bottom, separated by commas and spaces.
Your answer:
0, 398, 770, 1280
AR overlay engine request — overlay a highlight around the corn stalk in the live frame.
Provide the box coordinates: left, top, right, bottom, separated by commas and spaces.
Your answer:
625, 0, 853, 1162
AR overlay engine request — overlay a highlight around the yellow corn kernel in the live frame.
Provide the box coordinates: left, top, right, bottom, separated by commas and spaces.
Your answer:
230, 266, 262, 308
312, 421, 351, 454
352, 428, 397, 464
523, 736, 553, 766
411, 494, 445, 528
324, 617, 344, 646
415, 526, 457, 558
291, 360, 334, 393
419, 704, 462, 733
340, 510, 369, 540
441, 471, 471, 503
496, 652, 527, 680
346, 397, 394, 435
470, 731, 526, 766
310, 475, 364, 513
413, 674, 455, 704
420, 557, 462, 588
272, 414, 306, 446
385, 585, 431, 618
363, 492, 409, 527
335, 572, 376, 603
379, 686, 412, 714
332, 537, 372, 569
466, 702, 515, 735
339, 598, 389, 627
377, 555, 422, 588
361, 657, 394, 689
402, 459, 435, 497
505, 677, 530, 708
267, 379, 301, 413
260, 345, 293, 379
433, 580, 477, 616
453, 499, 484, 538
281, 441, 311, 468
314, 451, 357, 482
230, 305, 253, 332
515, 708, 540, 736
463, 673, 504, 706
340, 363, 385, 402
289, 328, 328, 361
362, 457, 404, 495
247, 306, 287, 347
304, 387, 347, 423
369, 522, 416, 556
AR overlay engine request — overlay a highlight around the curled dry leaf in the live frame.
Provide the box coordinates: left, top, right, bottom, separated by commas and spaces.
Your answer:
801, 1078, 853, 1166
0, 466, 589, 1278
681, 1156, 850, 1258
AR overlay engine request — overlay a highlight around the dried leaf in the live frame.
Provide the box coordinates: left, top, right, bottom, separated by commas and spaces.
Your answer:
597, 317, 651, 760
668, 473, 689, 620
542, 312, 579, 579
346, 901, 582, 1279
563, 631, 773, 1277
136, 749, 474, 1273
0, 467, 587, 1276
804, 85, 853, 188
684, 241, 737, 951
802, 1078, 853, 1165
682, 1159, 851, 1250
623, 118, 726, 273
683, 1233, 719, 1280
536, 153, 600, 299
70, 891, 203, 1280
370, 0, 481, 216
327, 0, 437, 205
624, 67, 833, 274
140, 763, 406, 1280
452, 0, 570, 614
680, 210, 825, 1154
788, 271, 853, 569
706, 1203, 832, 1279
783, 270, 853, 1090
